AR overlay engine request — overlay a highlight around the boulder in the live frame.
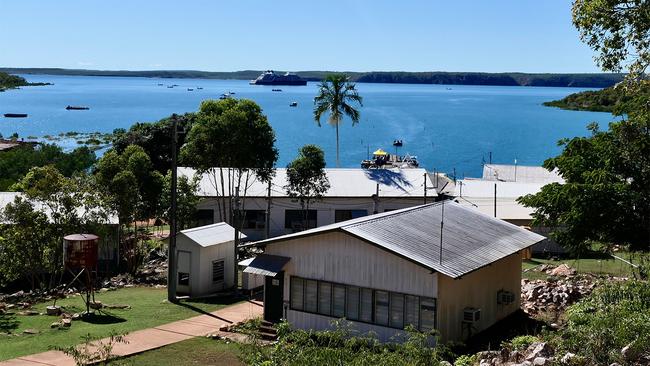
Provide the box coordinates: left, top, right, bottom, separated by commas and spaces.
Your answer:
526, 343, 553, 362
549, 264, 576, 277
50, 322, 61, 329
22, 328, 38, 334
533, 357, 547, 365
560, 352, 575, 364
61, 318, 71, 327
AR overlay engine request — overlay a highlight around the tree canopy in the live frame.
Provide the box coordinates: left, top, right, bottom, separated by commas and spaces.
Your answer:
313, 74, 363, 167
0, 144, 96, 191
285, 145, 330, 230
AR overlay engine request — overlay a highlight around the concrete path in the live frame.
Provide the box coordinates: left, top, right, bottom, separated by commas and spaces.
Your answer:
1, 300, 263, 366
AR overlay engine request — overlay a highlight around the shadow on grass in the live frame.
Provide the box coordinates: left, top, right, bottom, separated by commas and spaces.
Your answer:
0, 312, 19, 332
81, 311, 127, 325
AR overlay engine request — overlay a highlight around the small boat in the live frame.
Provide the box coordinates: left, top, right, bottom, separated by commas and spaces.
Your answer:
157, 83, 164, 86
289, 102, 298, 107
229, 91, 235, 95
219, 94, 229, 100
393, 139, 403, 147
66, 105, 89, 110
167, 85, 174, 88
272, 89, 282, 92
196, 87, 203, 90
4, 113, 27, 118
187, 88, 194, 91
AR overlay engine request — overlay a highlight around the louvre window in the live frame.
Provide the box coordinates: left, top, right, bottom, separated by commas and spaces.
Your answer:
360, 288, 373, 323
390, 293, 404, 329
334, 210, 368, 223
346, 286, 360, 320
332, 284, 346, 317
212, 260, 224, 284
420, 298, 436, 331
289, 276, 436, 332
291, 277, 304, 310
243, 210, 266, 229
318, 282, 332, 316
304, 279, 318, 313
405, 295, 419, 328
375, 291, 389, 326
285, 210, 317, 230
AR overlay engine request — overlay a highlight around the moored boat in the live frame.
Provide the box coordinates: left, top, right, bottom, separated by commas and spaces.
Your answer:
250, 70, 307, 86
3, 113, 28, 118
66, 105, 89, 110
289, 101, 298, 107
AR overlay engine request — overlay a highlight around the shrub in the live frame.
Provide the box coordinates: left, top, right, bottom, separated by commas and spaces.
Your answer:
503, 335, 539, 352
454, 354, 478, 366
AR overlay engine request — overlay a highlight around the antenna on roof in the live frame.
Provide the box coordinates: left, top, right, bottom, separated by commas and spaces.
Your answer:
439, 200, 445, 265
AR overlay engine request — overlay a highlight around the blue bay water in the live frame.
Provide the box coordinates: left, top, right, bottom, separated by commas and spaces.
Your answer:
0, 75, 614, 177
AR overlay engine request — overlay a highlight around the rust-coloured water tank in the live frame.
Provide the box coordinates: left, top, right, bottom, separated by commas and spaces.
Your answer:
63, 234, 99, 269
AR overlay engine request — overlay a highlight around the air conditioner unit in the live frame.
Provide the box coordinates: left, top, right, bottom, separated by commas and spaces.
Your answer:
497, 290, 515, 305
463, 308, 481, 323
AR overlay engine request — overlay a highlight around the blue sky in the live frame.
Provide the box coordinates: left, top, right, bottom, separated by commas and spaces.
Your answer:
0, 1, 601, 73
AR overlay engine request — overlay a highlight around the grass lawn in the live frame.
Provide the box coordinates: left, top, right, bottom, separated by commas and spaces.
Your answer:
522, 251, 645, 280
112, 337, 243, 365
0, 287, 241, 361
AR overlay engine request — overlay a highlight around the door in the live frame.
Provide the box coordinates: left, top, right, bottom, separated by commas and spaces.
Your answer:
177, 250, 192, 296
264, 271, 284, 322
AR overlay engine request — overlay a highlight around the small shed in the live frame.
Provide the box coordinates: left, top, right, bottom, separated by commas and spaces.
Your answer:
175, 223, 245, 297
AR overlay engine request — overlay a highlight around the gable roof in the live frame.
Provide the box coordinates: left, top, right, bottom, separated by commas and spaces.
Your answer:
250, 201, 544, 279
179, 222, 246, 247
178, 167, 435, 198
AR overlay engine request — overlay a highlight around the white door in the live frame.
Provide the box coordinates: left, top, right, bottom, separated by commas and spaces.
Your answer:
177, 250, 191, 295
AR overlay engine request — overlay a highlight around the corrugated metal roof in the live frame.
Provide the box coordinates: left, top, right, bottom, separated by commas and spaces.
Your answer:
251, 201, 545, 278
179, 222, 246, 247
178, 167, 435, 198
242, 254, 290, 276
482, 164, 564, 184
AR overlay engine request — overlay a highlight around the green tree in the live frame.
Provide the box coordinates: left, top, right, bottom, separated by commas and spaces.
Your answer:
313, 74, 363, 167
285, 145, 330, 231
181, 98, 278, 226
573, 0, 649, 77
111, 113, 195, 173
0, 144, 96, 191
161, 171, 200, 231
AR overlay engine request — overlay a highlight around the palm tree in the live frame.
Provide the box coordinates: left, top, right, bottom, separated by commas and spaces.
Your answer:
313, 74, 363, 167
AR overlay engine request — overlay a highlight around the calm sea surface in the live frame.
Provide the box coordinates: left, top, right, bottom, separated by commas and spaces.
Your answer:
0, 74, 615, 177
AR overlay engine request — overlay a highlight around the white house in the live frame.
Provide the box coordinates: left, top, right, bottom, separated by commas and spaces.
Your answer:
175, 223, 244, 297
242, 201, 545, 342
179, 167, 436, 241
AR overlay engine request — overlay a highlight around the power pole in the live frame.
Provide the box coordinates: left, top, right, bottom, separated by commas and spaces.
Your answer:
372, 183, 380, 214
439, 200, 445, 265
423, 172, 427, 204
265, 181, 271, 239
233, 185, 241, 290
168, 115, 179, 303
494, 183, 497, 218
489, 151, 492, 165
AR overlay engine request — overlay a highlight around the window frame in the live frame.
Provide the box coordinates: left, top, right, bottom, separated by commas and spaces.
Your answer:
288, 276, 436, 331
211, 259, 225, 284
284, 209, 318, 229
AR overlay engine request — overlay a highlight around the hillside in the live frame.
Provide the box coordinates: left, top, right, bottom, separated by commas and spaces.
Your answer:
0, 68, 625, 88
543, 83, 650, 112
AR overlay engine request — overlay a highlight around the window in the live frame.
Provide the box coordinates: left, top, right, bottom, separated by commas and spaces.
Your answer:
374, 290, 389, 326
405, 295, 419, 328
285, 210, 317, 230
332, 284, 346, 317
243, 210, 266, 229
346, 286, 360, 320
212, 260, 225, 284
360, 288, 373, 323
194, 209, 214, 227
178, 272, 189, 286
288, 276, 436, 332
304, 279, 318, 313
420, 298, 436, 331
390, 293, 404, 329
291, 277, 304, 310
318, 282, 332, 315
334, 210, 368, 223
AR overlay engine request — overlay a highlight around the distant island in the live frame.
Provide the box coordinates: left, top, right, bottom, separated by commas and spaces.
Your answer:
543, 83, 650, 112
0, 67, 625, 88
0, 71, 51, 91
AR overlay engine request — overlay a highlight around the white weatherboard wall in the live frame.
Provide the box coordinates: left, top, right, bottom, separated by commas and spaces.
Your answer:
264, 231, 438, 341
175, 223, 238, 297
197, 197, 427, 241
